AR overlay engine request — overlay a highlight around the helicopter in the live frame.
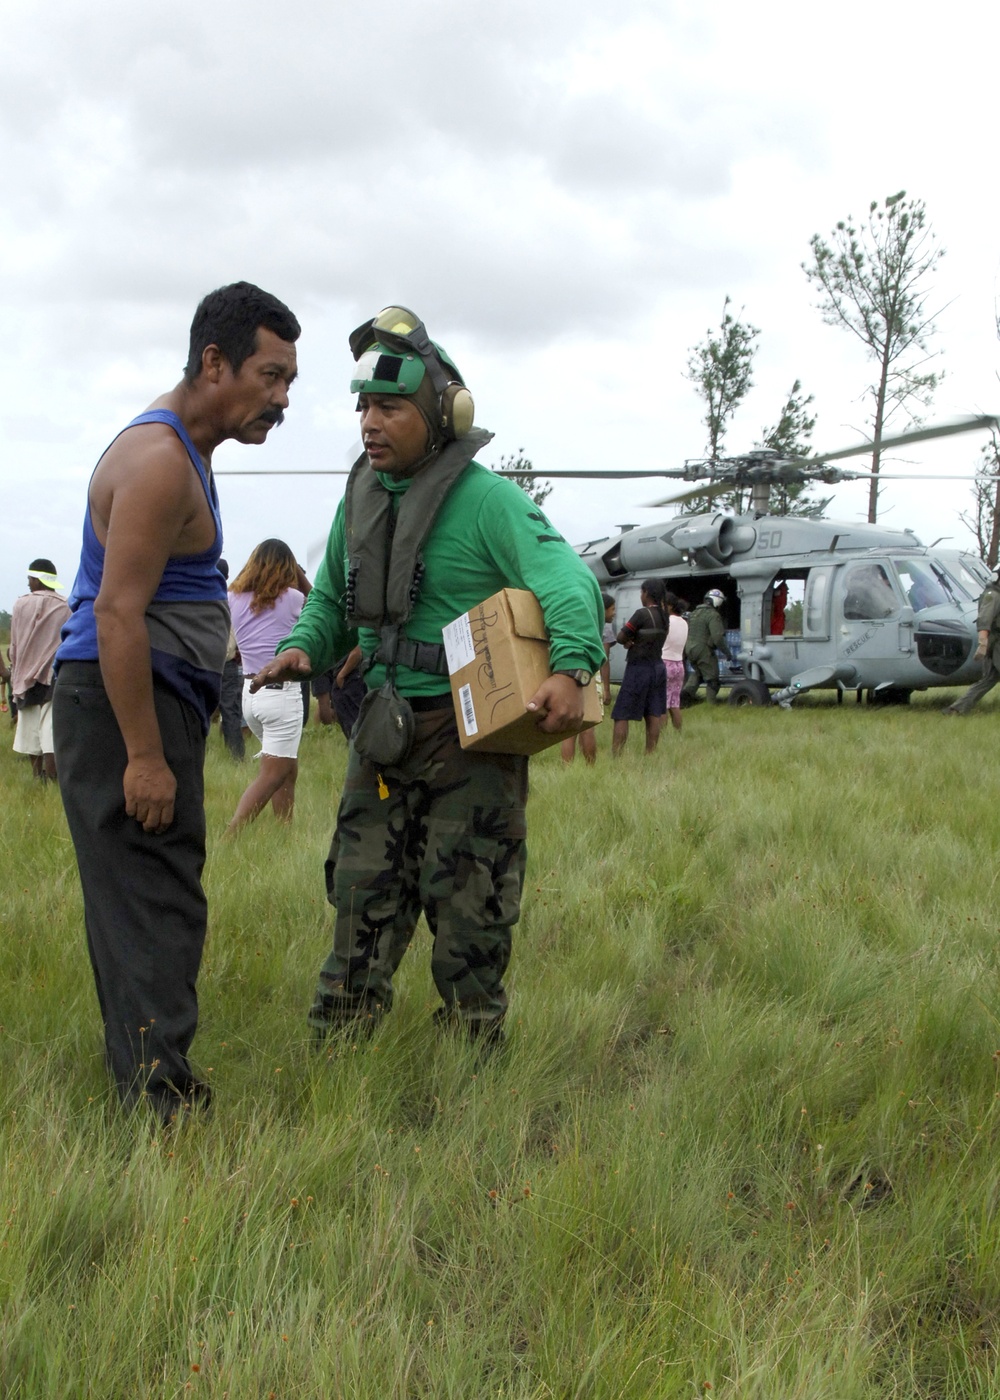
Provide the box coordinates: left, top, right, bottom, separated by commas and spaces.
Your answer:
568, 416, 999, 707
216, 414, 1000, 709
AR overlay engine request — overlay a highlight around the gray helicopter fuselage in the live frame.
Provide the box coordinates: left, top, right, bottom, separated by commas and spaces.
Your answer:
577, 511, 989, 701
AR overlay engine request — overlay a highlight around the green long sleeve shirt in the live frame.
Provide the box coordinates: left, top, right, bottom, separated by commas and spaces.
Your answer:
278, 460, 606, 698
976, 584, 1000, 638
684, 602, 731, 660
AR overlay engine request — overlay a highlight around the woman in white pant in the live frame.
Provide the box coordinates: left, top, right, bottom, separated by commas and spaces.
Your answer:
225, 539, 307, 833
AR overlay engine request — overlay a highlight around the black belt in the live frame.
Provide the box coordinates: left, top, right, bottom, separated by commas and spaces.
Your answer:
408, 693, 453, 712
389, 637, 450, 677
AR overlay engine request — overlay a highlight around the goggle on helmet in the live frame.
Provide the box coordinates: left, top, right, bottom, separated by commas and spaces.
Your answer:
348, 305, 475, 440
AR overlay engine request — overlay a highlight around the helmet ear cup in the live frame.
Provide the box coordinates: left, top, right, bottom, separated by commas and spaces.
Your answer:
440, 383, 474, 439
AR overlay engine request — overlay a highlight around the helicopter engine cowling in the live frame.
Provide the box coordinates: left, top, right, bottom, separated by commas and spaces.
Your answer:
671, 515, 757, 568
616, 527, 688, 573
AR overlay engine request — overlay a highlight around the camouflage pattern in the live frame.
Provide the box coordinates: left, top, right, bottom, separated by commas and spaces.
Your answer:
681, 649, 722, 701
682, 602, 732, 703
309, 707, 528, 1034
947, 583, 1000, 714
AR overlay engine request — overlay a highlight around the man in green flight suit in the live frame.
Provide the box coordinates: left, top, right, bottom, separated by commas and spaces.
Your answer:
681, 588, 734, 705
943, 570, 1000, 715
252, 306, 605, 1045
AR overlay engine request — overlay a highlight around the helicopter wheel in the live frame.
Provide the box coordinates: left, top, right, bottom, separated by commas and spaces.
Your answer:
727, 680, 772, 708
866, 687, 912, 707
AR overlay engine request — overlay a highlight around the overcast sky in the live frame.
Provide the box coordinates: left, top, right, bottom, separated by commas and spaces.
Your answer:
3, 0, 998, 610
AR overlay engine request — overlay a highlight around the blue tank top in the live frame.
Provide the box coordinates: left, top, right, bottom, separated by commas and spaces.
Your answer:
56, 410, 230, 733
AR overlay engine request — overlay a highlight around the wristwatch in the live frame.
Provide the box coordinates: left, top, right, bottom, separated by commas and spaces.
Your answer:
554, 668, 593, 686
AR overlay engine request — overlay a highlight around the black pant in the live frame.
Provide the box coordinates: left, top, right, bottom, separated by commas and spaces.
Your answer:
219, 657, 245, 758
53, 662, 211, 1118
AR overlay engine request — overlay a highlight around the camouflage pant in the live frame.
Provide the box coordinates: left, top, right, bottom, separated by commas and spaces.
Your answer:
309, 706, 528, 1032
948, 646, 1000, 714
682, 648, 721, 701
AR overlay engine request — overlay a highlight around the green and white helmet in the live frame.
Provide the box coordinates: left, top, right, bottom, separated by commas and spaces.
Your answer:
348, 305, 474, 439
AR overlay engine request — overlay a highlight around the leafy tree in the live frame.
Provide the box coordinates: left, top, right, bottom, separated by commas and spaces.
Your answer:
758, 379, 830, 517
686, 296, 759, 460
959, 430, 1000, 567
804, 191, 944, 523
760, 378, 816, 459
682, 297, 759, 513
493, 450, 552, 508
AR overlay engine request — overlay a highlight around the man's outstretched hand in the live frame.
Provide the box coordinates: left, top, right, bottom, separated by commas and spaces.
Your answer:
249, 648, 313, 692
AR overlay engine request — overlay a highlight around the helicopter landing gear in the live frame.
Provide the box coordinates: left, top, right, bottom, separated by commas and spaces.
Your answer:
727, 679, 772, 708
866, 686, 912, 706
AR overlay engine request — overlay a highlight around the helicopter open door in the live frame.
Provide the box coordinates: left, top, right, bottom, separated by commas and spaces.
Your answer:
605, 571, 743, 685
737, 565, 833, 674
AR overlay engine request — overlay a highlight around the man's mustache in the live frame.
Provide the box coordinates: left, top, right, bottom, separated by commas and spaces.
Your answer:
259, 408, 285, 427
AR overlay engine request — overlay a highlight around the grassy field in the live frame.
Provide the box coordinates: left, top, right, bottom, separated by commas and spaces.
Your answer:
3, 688, 1000, 1397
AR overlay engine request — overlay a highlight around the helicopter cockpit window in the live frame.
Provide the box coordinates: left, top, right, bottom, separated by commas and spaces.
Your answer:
893, 560, 948, 611
927, 563, 964, 604
843, 564, 898, 620
947, 556, 991, 599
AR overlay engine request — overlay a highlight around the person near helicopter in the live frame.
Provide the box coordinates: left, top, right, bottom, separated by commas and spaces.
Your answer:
249, 305, 605, 1048
681, 589, 733, 704
611, 578, 669, 756
942, 569, 1000, 715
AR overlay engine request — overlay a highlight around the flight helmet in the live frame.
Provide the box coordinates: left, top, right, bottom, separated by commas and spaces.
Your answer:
348, 305, 474, 441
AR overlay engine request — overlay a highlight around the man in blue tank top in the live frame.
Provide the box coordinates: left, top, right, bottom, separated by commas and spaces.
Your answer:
53, 282, 300, 1125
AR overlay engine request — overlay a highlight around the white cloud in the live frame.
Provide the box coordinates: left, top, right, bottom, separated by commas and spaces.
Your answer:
1, 0, 999, 611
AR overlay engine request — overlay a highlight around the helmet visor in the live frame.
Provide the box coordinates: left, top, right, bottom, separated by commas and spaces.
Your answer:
350, 346, 426, 397
349, 306, 432, 361
349, 305, 457, 397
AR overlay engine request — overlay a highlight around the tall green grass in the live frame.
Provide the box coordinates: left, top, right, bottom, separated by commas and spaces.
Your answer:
3, 690, 1000, 1397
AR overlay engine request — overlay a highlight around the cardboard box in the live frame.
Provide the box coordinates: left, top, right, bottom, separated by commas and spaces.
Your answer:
442, 588, 603, 754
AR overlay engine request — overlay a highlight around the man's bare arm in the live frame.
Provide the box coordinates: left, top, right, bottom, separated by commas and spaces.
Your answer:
93, 435, 208, 833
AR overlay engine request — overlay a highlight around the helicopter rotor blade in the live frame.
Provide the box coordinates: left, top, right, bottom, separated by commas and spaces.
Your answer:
217, 416, 999, 484
805, 414, 998, 465
214, 468, 353, 475
217, 439, 364, 477
642, 469, 990, 510
216, 466, 690, 479
643, 479, 740, 509
817, 471, 985, 482
498, 469, 687, 478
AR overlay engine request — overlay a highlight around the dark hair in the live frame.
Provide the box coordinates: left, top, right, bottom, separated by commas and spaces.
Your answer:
184, 282, 300, 381
29, 558, 56, 574
601, 592, 615, 611
664, 590, 684, 613
641, 577, 668, 608
229, 538, 299, 613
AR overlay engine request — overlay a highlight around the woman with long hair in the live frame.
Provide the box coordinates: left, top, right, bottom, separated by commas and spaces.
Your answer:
225, 539, 307, 833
